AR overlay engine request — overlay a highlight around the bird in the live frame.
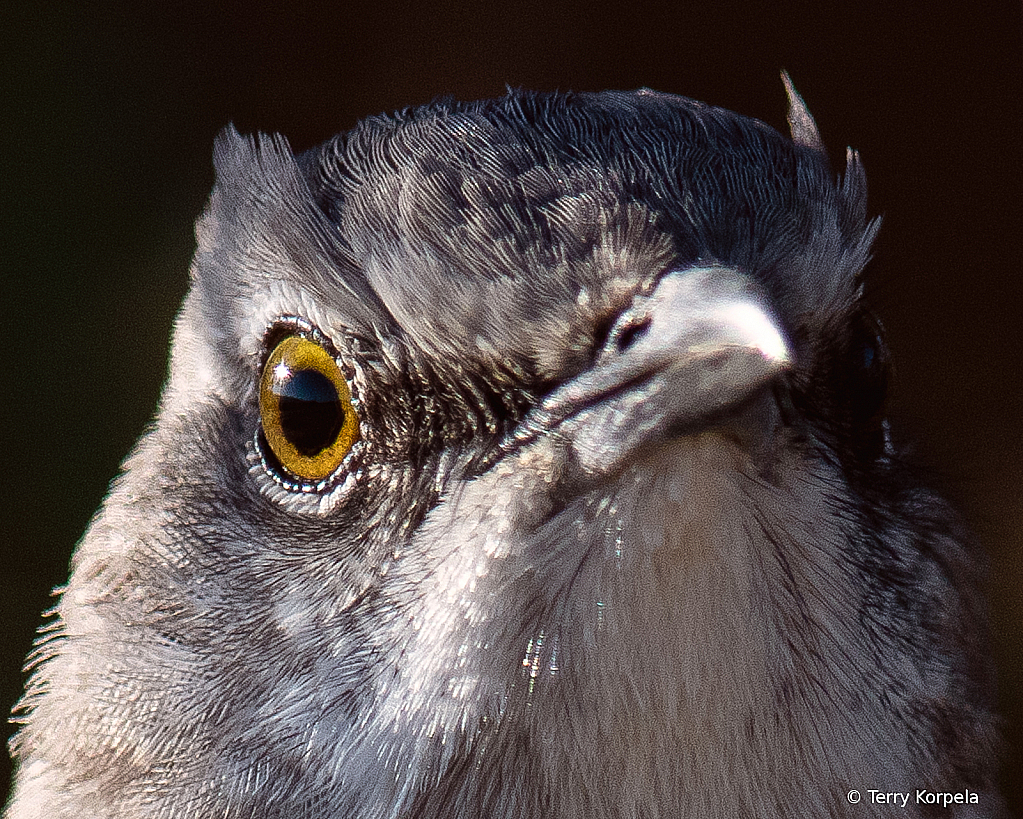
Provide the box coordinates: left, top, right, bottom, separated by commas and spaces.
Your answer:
5, 76, 1006, 818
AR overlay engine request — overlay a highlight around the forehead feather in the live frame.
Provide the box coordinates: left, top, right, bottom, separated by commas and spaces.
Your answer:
196, 90, 873, 384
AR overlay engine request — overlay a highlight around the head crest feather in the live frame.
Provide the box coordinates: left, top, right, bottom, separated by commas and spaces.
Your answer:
781, 71, 823, 151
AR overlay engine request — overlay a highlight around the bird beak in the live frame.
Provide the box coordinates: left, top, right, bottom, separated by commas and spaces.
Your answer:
522, 267, 792, 477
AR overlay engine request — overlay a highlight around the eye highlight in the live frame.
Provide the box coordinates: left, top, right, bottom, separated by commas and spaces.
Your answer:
259, 335, 360, 482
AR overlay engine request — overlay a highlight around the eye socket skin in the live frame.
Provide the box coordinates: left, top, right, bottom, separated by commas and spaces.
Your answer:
258, 335, 360, 482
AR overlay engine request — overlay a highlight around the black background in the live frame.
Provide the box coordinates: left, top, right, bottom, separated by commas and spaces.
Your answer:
3, 0, 1021, 808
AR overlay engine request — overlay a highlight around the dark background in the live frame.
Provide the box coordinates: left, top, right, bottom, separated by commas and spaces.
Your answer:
3, 0, 1021, 809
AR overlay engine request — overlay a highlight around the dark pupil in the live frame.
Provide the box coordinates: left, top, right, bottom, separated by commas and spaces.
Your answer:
274, 368, 344, 456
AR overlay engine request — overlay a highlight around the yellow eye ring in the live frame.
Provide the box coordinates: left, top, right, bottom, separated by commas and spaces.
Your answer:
258, 335, 360, 482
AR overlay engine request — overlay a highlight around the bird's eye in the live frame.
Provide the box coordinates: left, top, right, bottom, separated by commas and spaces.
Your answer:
833, 309, 892, 464
258, 335, 360, 482
846, 310, 890, 427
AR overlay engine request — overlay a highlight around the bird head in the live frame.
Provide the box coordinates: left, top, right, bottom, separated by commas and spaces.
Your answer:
7, 79, 1002, 818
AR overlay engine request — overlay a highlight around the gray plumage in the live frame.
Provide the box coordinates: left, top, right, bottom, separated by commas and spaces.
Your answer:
6, 80, 1005, 817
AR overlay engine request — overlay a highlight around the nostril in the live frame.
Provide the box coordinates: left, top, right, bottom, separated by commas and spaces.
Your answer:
615, 318, 652, 352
